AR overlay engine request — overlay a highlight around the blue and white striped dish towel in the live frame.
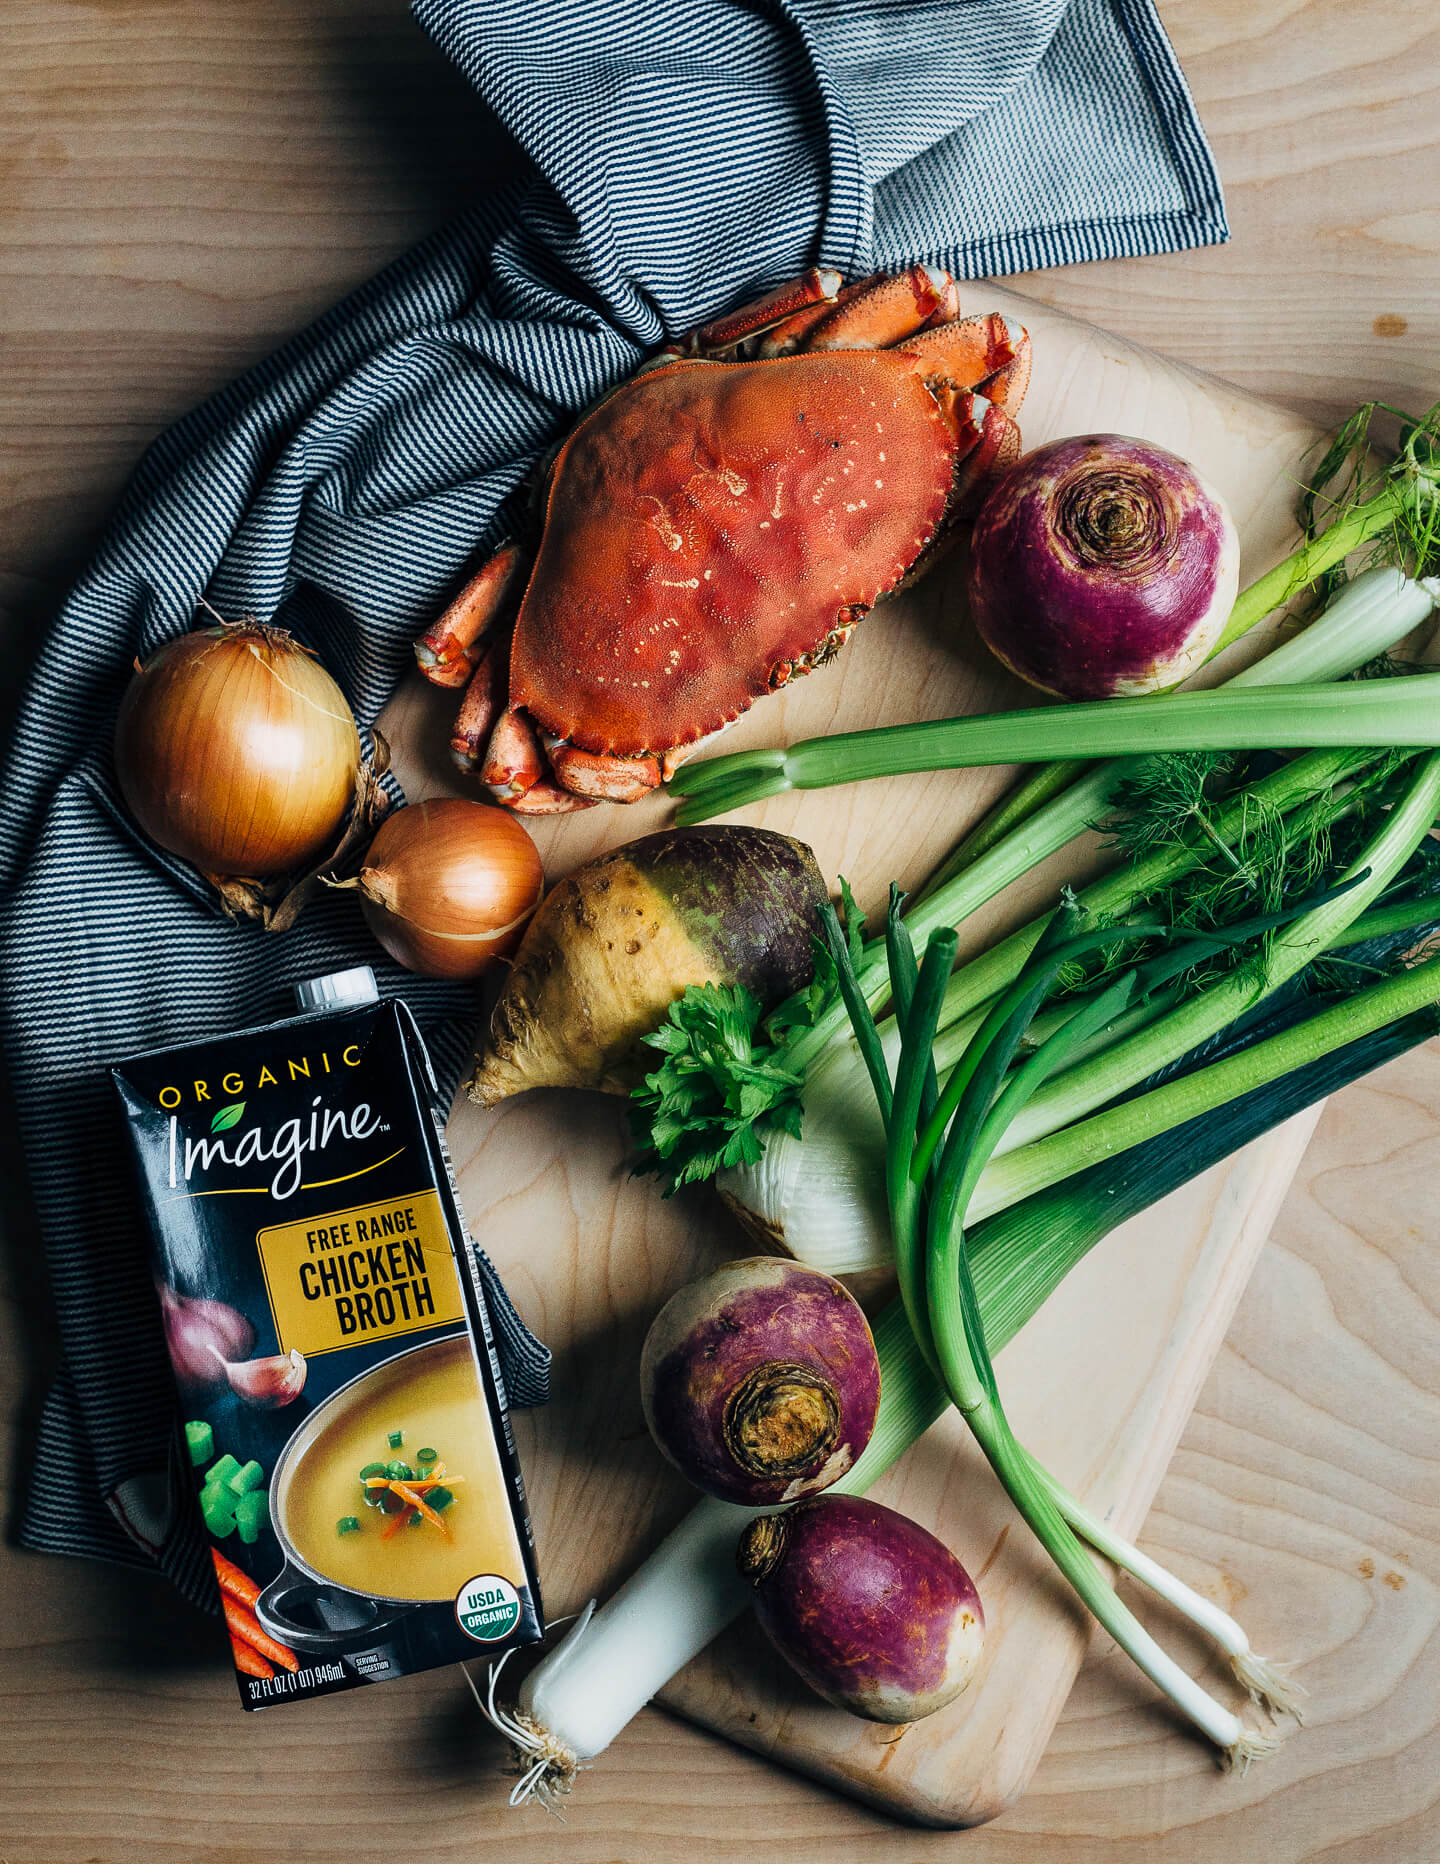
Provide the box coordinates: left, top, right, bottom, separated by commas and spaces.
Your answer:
0, 0, 1224, 1606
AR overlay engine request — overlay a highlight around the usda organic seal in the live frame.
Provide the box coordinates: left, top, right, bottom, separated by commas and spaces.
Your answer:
455, 1573, 522, 1642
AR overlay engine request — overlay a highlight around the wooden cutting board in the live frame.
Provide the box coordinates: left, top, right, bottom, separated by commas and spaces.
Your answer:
379, 286, 1333, 1826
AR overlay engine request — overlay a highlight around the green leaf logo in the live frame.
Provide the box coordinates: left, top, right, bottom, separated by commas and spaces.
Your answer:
210, 1102, 246, 1133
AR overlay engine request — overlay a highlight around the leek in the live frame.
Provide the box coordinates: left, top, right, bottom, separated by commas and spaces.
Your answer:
972, 941, 1440, 1220
849, 912, 1270, 1764
480, 977, 1439, 1804
826, 879, 1440, 1766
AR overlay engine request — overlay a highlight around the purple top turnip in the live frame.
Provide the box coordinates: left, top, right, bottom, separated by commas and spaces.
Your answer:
737, 1495, 985, 1723
640, 1258, 881, 1507
968, 433, 1240, 701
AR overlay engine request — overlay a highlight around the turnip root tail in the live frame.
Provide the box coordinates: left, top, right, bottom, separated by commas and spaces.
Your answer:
467, 826, 827, 1106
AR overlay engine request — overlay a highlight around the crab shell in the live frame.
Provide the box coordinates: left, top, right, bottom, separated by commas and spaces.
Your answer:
413, 266, 1029, 807
509, 348, 957, 760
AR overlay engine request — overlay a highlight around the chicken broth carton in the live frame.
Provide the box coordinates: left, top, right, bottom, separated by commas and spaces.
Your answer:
113, 968, 543, 1708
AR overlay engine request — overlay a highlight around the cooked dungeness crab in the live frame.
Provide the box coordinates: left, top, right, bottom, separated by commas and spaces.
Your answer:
413, 265, 1032, 811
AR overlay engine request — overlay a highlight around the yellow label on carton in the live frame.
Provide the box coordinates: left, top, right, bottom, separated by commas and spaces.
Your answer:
256, 1188, 464, 1358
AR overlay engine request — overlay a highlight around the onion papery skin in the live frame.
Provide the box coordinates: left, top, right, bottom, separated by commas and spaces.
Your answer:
640, 1257, 881, 1507
738, 1496, 985, 1723
114, 624, 361, 877
356, 798, 543, 981
968, 434, 1240, 701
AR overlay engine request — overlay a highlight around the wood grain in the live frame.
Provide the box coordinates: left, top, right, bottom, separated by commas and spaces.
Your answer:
381, 290, 1347, 1824
1, 1, 1438, 1858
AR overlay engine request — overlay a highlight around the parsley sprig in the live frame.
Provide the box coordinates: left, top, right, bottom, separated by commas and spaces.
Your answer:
628, 883, 865, 1195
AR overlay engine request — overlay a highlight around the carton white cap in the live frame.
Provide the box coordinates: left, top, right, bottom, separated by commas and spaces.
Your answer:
293, 966, 380, 1013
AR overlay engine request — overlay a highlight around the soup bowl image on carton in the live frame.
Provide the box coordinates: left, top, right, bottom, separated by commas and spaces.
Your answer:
260, 1333, 529, 1668
112, 966, 544, 1709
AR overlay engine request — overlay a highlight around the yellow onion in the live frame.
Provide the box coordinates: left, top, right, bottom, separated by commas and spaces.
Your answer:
114, 622, 361, 877
352, 798, 544, 980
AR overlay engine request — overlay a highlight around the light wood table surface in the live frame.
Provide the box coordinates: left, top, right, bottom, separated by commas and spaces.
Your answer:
2, 3, 1437, 1859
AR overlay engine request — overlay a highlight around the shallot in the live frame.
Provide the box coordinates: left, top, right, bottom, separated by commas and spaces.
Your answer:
346, 798, 543, 981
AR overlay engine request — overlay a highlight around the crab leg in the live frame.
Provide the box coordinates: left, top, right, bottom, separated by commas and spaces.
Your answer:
414, 542, 527, 688
479, 706, 546, 804
509, 779, 600, 816
548, 743, 663, 803
921, 275, 963, 328
691, 267, 841, 353
755, 274, 882, 358
899, 314, 1032, 412
802, 264, 955, 352
449, 629, 510, 773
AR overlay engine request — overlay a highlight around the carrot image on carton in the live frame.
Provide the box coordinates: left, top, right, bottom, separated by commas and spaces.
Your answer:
113, 968, 543, 1709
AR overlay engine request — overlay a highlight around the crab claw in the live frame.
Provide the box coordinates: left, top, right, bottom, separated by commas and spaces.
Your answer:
950, 395, 1023, 514
480, 706, 545, 804
892, 393, 1021, 593
548, 743, 664, 803
898, 315, 1031, 412
414, 542, 526, 688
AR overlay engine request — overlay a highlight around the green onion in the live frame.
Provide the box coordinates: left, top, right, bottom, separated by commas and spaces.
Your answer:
830, 901, 1285, 1764
201, 1483, 238, 1540
388, 1429, 405, 1449
234, 1491, 268, 1545
416, 1447, 438, 1466
227, 1459, 264, 1497
485, 967, 1436, 1801
204, 1453, 241, 1491
337, 1515, 360, 1536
